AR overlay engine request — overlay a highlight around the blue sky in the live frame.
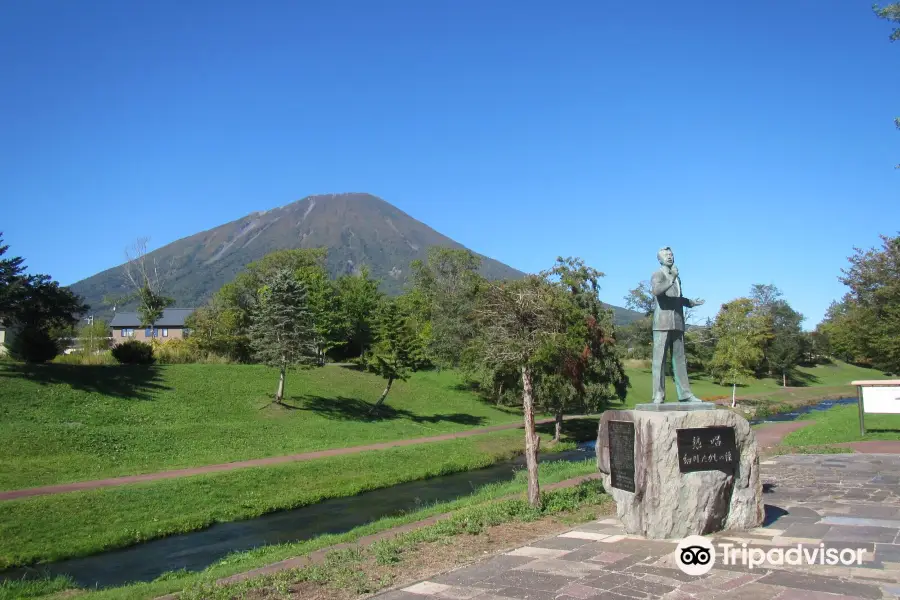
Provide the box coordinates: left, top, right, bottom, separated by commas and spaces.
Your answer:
1, 0, 897, 328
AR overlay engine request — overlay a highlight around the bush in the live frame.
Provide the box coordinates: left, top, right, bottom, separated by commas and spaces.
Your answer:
151, 338, 196, 364
5, 326, 60, 363
53, 351, 116, 366
111, 340, 154, 364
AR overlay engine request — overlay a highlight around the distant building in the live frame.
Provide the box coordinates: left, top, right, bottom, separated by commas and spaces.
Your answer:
109, 308, 195, 344
0, 322, 11, 355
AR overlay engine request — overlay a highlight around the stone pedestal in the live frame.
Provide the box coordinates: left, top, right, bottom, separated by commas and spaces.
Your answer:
596, 408, 763, 539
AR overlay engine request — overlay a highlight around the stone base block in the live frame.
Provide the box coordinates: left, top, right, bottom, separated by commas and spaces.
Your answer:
597, 408, 763, 539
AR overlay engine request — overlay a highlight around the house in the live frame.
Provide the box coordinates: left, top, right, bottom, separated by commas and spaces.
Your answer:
0, 323, 11, 355
109, 308, 195, 344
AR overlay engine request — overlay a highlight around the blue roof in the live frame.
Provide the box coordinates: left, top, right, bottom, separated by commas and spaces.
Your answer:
109, 308, 195, 328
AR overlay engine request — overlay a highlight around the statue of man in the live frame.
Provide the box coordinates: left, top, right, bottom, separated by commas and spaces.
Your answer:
651, 247, 705, 403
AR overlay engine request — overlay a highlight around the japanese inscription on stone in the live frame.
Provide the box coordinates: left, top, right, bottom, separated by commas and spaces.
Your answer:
608, 420, 636, 492
676, 426, 738, 474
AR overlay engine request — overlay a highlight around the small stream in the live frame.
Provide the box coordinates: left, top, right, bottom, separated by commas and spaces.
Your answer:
1, 449, 593, 589
747, 396, 857, 424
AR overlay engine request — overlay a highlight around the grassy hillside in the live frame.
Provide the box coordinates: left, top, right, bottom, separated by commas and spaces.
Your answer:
0, 363, 525, 490
0, 359, 886, 490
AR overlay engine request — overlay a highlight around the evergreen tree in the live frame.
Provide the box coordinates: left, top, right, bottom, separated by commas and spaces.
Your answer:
768, 301, 805, 387
299, 267, 348, 365
365, 300, 421, 415
335, 267, 382, 358
249, 269, 317, 404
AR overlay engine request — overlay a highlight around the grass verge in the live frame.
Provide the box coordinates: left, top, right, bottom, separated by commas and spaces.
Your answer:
0, 426, 588, 569
3, 460, 602, 600
781, 404, 900, 447
180, 479, 608, 600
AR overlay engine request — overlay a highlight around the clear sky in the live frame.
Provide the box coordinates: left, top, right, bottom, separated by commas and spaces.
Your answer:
1, 0, 897, 328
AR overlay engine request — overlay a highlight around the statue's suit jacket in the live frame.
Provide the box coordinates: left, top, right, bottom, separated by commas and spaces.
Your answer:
651, 268, 689, 332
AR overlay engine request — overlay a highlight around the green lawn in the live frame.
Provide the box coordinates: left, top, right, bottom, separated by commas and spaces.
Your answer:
622, 359, 887, 407
0, 363, 529, 490
781, 404, 900, 447
0, 359, 885, 491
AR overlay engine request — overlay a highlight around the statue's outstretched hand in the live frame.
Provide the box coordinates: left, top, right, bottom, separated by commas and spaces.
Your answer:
690, 298, 705, 307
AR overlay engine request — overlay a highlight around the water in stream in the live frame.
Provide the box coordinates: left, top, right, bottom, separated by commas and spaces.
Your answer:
1, 449, 593, 589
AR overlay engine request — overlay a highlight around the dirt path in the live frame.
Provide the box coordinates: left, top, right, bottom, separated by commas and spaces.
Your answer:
1, 417, 820, 503
753, 420, 813, 450
0, 415, 591, 502
836, 440, 900, 453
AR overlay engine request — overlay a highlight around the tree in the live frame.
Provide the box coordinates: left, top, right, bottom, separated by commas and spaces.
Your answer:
0, 234, 88, 362
617, 317, 653, 360
470, 274, 569, 507
874, 3, 900, 167
335, 267, 383, 358
0, 233, 27, 323
684, 318, 716, 374
624, 281, 655, 317
539, 257, 628, 441
767, 301, 805, 387
820, 234, 900, 373
709, 298, 765, 406
410, 247, 485, 367
78, 318, 111, 354
748, 283, 783, 376
248, 269, 317, 404
120, 238, 174, 333
365, 300, 422, 414
186, 248, 330, 363
299, 267, 347, 365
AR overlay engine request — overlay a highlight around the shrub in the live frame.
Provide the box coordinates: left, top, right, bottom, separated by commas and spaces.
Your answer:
151, 338, 196, 364
111, 340, 154, 364
54, 350, 116, 366
5, 326, 60, 363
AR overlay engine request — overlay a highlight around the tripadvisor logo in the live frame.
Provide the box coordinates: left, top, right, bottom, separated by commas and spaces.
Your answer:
675, 536, 715, 576
674, 535, 866, 575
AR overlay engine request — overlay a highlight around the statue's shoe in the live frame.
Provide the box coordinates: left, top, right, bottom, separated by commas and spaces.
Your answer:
679, 395, 704, 403
651, 396, 665, 404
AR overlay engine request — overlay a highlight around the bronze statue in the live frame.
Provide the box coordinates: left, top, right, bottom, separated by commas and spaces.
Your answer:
651, 247, 705, 403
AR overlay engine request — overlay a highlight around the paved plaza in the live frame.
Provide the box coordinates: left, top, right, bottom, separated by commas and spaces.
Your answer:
376, 454, 900, 600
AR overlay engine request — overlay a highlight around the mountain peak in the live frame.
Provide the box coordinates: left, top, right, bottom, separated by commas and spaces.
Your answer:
69, 193, 643, 324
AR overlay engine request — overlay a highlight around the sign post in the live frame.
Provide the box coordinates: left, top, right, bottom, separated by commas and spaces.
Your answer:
852, 380, 900, 436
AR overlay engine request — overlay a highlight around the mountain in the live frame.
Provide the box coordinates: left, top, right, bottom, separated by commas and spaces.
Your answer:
69, 193, 643, 324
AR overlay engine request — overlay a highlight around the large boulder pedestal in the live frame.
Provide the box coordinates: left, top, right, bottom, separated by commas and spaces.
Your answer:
597, 407, 764, 539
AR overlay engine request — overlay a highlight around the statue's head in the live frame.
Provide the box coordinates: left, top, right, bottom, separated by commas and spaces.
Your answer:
657, 247, 674, 267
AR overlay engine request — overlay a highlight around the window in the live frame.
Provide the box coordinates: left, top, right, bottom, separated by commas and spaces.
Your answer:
121, 328, 134, 337
161, 328, 168, 338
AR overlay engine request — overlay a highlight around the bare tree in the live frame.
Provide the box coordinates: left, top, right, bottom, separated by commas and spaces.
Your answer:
121, 237, 175, 331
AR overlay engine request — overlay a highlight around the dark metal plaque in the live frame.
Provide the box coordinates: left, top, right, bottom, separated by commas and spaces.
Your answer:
676, 427, 738, 473
608, 420, 636, 492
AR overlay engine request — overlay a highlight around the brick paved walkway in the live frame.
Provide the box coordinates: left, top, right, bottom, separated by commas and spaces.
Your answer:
376, 454, 900, 599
